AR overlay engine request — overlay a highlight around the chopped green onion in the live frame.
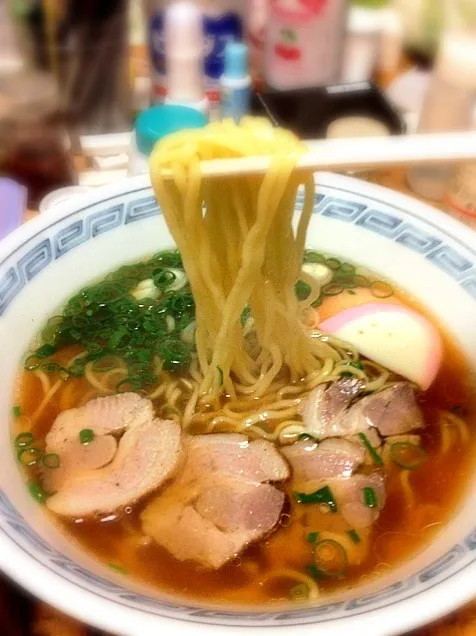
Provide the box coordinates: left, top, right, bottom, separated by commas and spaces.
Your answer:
325, 257, 341, 270
42, 453, 61, 469
303, 250, 326, 264
314, 539, 348, 577
358, 432, 383, 466
354, 275, 371, 288
307, 531, 319, 543
340, 263, 355, 273
363, 486, 378, 508
370, 280, 393, 299
240, 305, 252, 326
108, 563, 128, 575
347, 529, 361, 544
24, 355, 40, 371
322, 283, 344, 297
293, 485, 337, 512
156, 338, 192, 372
295, 279, 311, 300
14, 432, 34, 448
311, 295, 323, 308
290, 583, 309, 602
92, 355, 119, 373
17, 447, 43, 467
35, 343, 57, 358
217, 365, 224, 386
390, 442, 427, 470
28, 481, 49, 504
306, 563, 322, 580
116, 377, 143, 393
340, 360, 365, 377
12, 405, 21, 418
79, 428, 94, 445
152, 268, 177, 290
297, 432, 319, 443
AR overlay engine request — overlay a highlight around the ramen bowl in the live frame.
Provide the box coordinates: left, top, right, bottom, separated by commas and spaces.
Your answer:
1, 172, 476, 636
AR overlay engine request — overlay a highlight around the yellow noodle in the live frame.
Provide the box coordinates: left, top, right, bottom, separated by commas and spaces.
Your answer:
33, 369, 51, 396
31, 379, 62, 423
399, 470, 415, 506
149, 118, 347, 401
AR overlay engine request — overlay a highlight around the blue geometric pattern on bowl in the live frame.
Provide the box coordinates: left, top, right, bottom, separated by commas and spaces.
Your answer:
1, 182, 476, 626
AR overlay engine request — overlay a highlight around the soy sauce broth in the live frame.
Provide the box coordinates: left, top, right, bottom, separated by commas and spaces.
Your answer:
12, 293, 476, 606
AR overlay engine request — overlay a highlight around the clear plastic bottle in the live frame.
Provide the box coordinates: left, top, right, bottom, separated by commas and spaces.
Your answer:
406, 31, 476, 201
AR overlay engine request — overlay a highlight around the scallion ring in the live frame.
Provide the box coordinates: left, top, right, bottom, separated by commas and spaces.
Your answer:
325, 257, 341, 270
14, 432, 34, 448
354, 275, 371, 288
42, 453, 61, 469
18, 447, 43, 467
314, 539, 348, 577
340, 263, 355, 273
370, 280, 393, 299
322, 283, 344, 297
390, 442, 427, 470
290, 583, 309, 602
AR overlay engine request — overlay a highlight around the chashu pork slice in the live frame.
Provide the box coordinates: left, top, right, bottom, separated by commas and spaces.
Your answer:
141, 434, 289, 569
300, 378, 364, 438
281, 438, 365, 483
45, 394, 181, 517
43, 393, 154, 493
339, 383, 424, 437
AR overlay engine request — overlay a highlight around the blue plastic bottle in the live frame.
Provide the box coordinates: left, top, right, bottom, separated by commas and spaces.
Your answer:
220, 42, 252, 123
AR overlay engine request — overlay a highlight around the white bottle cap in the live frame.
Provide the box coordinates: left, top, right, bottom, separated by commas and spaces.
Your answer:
165, 1, 208, 108
436, 30, 476, 89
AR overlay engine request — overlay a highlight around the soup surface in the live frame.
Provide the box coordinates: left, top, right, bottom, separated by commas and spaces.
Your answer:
12, 251, 475, 606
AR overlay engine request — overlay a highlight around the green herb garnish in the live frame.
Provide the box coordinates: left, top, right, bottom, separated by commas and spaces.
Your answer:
79, 429, 94, 444
290, 583, 309, 602
12, 405, 21, 418
370, 280, 393, 298
14, 432, 34, 448
17, 447, 42, 467
307, 531, 319, 543
390, 442, 427, 470
108, 564, 128, 575
297, 432, 319, 442
358, 432, 383, 466
314, 539, 348, 577
295, 279, 311, 301
42, 453, 61, 469
347, 529, 361, 544
28, 481, 49, 504
363, 486, 378, 508
293, 485, 337, 512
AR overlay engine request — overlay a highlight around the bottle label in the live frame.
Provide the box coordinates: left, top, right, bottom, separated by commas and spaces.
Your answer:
148, 11, 243, 105
221, 85, 251, 123
265, 0, 347, 89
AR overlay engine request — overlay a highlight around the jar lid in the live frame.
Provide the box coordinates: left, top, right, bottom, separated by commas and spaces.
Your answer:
0, 70, 59, 120
134, 105, 207, 157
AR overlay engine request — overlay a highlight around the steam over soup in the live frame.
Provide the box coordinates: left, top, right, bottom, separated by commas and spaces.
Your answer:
11, 119, 476, 605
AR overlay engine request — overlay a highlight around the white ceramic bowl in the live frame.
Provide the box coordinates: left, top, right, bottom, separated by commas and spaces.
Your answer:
1, 173, 476, 636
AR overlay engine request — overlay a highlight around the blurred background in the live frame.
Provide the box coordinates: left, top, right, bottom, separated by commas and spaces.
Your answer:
2, 0, 476, 210
2, 0, 476, 633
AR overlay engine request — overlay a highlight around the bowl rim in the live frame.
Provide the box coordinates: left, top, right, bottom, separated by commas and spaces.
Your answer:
1, 172, 476, 636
